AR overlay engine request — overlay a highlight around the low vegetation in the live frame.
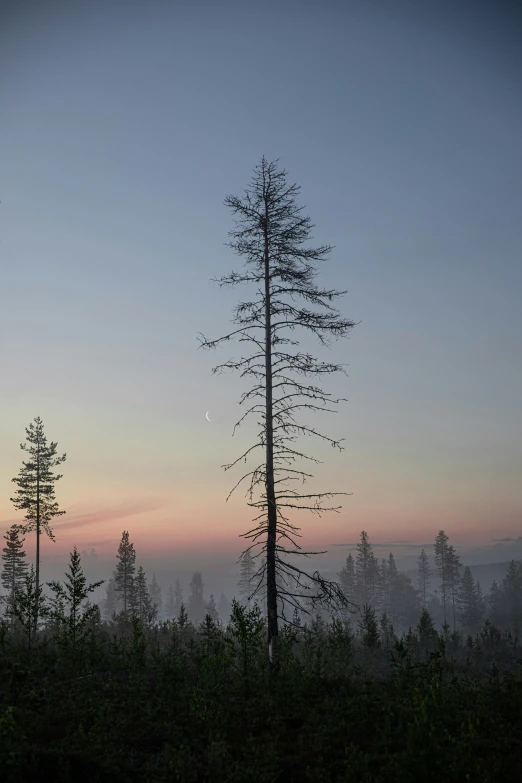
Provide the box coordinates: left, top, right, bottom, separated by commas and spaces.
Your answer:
1, 560, 521, 781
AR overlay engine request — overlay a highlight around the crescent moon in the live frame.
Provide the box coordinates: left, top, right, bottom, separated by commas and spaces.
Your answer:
205, 411, 211, 422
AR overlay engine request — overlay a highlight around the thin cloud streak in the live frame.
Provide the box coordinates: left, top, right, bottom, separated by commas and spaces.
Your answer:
32, 499, 163, 532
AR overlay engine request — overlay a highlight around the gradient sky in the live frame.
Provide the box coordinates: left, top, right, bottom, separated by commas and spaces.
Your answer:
1, 0, 521, 589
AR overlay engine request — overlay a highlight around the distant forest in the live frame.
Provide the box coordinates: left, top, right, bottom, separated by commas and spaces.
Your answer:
3, 522, 522, 646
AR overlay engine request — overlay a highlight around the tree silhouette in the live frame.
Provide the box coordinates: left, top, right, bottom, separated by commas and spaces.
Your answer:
114, 531, 136, 618
416, 607, 438, 653
434, 530, 451, 627
355, 531, 378, 610
199, 157, 357, 667
447, 544, 461, 633
1, 524, 28, 613
416, 548, 431, 609
47, 546, 104, 650
10, 417, 66, 616
8, 565, 48, 649
358, 604, 380, 651
134, 566, 156, 626
457, 565, 484, 635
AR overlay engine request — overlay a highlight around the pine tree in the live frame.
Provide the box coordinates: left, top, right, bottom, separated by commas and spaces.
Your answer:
199, 157, 356, 668
457, 566, 479, 634
150, 573, 163, 620
238, 549, 256, 607
8, 565, 49, 648
114, 531, 136, 618
47, 546, 104, 649
134, 566, 156, 625
1, 524, 28, 611
177, 602, 189, 629
447, 544, 461, 633
204, 593, 219, 624
434, 530, 451, 627
417, 548, 431, 609
417, 607, 438, 652
165, 584, 176, 619
10, 417, 66, 608
355, 531, 378, 609
188, 571, 205, 625
358, 604, 380, 651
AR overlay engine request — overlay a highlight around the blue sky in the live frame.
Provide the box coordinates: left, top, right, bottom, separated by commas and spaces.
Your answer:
0, 0, 521, 586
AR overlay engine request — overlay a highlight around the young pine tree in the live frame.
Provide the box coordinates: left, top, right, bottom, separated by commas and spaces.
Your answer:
8, 565, 48, 648
358, 604, 380, 651
199, 157, 357, 668
47, 546, 104, 649
417, 607, 438, 652
10, 417, 66, 603
114, 531, 136, 618
1, 524, 28, 612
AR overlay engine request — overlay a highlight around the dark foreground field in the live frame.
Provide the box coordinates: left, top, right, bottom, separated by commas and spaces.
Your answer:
1, 608, 521, 782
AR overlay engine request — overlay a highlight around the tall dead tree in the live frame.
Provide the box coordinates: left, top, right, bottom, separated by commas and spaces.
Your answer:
199, 157, 357, 668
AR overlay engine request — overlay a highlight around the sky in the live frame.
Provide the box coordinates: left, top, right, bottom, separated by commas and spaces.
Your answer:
1, 0, 521, 592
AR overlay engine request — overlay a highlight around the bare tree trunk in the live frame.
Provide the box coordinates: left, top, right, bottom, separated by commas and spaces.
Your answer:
263, 198, 278, 672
